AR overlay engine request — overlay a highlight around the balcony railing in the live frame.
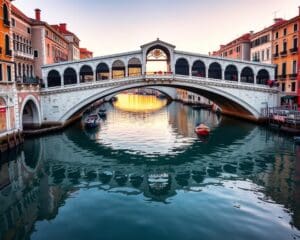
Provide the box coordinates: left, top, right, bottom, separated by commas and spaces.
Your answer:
290, 47, 298, 53
289, 73, 298, 80
277, 74, 287, 80
14, 50, 34, 60
273, 53, 279, 58
16, 76, 40, 84
280, 50, 287, 56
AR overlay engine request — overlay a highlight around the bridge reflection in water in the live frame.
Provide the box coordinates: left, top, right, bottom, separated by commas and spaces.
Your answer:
0, 97, 299, 240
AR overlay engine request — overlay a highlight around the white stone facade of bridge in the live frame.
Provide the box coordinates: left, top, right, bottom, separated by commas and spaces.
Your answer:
39, 40, 279, 125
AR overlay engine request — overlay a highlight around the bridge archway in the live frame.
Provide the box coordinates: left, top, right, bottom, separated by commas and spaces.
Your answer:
47, 70, 61, 87
20, 96, 41, 130
63, 68, 77, 85
241, 67, 254, 83
80, 65, 94, 83
192, 60, 206, 77
112, 60, 125, 79
257, 69, 270, 85
146, 46, 171, 73
128, 58, 142, 77
59, 80, 263, 123
96, 63, 110, 80
224, 65, 238, 81
208, 62, 222, 79
175, 58, 189, 75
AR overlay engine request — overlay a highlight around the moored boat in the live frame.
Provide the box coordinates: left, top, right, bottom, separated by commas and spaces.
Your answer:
195, 124, 210, 136
98, 108, 107, 118
84, 114, 101, 128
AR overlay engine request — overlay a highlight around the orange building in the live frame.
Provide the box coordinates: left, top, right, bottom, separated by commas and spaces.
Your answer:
80, 48, 93, 59
272, 9, 300, 106
0, 0, 16, 133
211, 33, 252, 60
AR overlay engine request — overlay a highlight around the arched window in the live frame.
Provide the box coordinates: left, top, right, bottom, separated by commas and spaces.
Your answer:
96, 63, 110, 80
112, 60, 125, 79
3, 4, 9, 26
208, 62, 222, 79
175, 58, 189, 75
146, 46, 170, 73
256, 69, 270, 85
80, 65, 93, 83
224, 65, 238, 81
128, 58, 142, 77
192, 60, 206, 77
63, 68, 77, 85
241, 67, 254, 83
47, 70, 61, 87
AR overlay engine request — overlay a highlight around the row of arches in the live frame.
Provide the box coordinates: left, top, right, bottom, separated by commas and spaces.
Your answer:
46, 57, 271, 87
175, 58, 270, 85
47, 58, 142, 87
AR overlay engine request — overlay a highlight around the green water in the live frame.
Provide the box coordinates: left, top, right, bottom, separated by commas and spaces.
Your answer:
0, 97, 299, 240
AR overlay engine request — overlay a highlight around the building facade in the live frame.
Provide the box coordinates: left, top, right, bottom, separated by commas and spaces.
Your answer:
0, 0, 17, 134
250, 19, 286, 64
272, 12, 300, 106
211, 33, 252, 61
11, 5, 35, 83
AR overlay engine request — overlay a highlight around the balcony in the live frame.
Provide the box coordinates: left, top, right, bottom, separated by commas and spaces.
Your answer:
3, 19, 10, 27
289, 73, 298, 80
273, 53, 279, 58
277, 74, 287, 80
14, 50, 34, 60
280, 50, 287, 56
290, 47, 298, 54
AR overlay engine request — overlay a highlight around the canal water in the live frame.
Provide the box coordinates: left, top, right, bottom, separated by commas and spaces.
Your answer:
0, 94, 300, 240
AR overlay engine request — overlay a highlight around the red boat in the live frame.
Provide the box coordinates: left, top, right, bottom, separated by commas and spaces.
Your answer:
195, 124, 210, 136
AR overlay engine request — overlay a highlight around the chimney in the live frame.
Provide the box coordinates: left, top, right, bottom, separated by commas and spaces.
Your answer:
274, 18, 283, 24
298, 6, 300, 16
35, 9, 41, 21
59, 23, 67, 32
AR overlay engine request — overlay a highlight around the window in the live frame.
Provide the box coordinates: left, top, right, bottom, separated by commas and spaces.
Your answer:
261, 50, 265, 61
282, 62, 286, 76
27, 28, 31, 34
266, 48, 270, 60
293, 60, 297, 74
5, 35, 10, 55
283, 41, 287, 52
236, 46, 240, 52
275, 32, 279, 39
12, 18, 15, 27
283, 28, 287, 36
7, 66, 11, 82
229, 49, 233, 55
282, 83, 285, 92
292, 82, 296, 92
47, 44, 50, 57
0, 64, 2, 81
295, 24, 298, 32
275, 44, 279, 54
34, 50, 38, 58
294, 38, 298, 49
3, 4, 9, 26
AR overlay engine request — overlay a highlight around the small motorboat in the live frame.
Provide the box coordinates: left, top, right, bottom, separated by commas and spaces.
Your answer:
84, 114, 100, 128
195, 124, 210, 136
294, 136, 300, 144
98, 108, 107, 118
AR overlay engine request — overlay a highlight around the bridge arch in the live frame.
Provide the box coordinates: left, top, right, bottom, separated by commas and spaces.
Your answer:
112, 60, 126, 79
63, 67, 77, 85
20, 95, 41, 130
47, 70, 61, 87
96, 62, 110, 80
224, 65, 238, 81
59, 80, 263, 123
241, 67, 254, 83
192, 60, 206, 77
256, 69, 270, 85
80, 65, 94, 83
208, 62, 222, 79
175, 58, 189, 76
128, 57, 142, 77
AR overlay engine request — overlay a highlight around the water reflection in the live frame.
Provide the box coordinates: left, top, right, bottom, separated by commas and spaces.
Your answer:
0, 97, 300, 240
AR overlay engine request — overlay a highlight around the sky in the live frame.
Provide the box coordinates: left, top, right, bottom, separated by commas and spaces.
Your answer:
14, 0, 299, 57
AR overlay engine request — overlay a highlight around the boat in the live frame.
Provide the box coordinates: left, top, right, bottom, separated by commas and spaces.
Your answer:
98, 108, 107, 118
84, 114, 101, 128
195, 124, 210, 136
294, 136, 300, 144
